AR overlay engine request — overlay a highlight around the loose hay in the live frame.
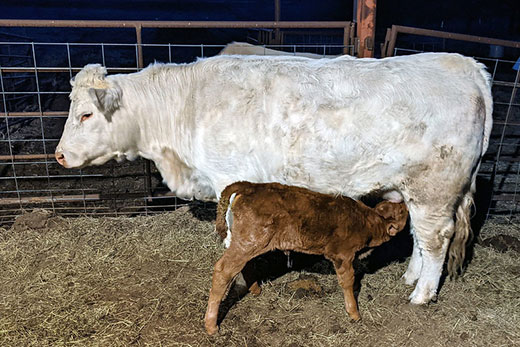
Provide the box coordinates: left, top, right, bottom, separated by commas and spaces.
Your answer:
0, 207, 519, 346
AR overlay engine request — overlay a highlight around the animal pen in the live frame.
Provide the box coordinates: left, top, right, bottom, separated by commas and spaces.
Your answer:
1, 18, 520, 347
0, 19, 519, 225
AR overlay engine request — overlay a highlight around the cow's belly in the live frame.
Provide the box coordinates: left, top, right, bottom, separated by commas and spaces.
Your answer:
205, 138, 412, 200
277, 154, 404, 198
210, 125, 478, 202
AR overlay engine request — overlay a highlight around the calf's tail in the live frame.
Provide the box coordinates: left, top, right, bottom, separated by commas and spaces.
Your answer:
215, 188, 233, 240
215, 182, 251, 240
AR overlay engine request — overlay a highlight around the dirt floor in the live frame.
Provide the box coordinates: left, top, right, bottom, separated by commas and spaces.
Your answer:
0, 206, 519, 347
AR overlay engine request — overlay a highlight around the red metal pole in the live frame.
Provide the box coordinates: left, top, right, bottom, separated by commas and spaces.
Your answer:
356, 0, 377, 58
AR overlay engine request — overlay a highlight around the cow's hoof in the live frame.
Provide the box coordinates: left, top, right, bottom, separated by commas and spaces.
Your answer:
402, 270, 420, 286
408, 286, 436, 305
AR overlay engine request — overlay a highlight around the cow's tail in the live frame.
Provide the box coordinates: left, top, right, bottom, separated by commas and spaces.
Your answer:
447, 58, 493, 277
447, 188, 474, 277
472, 57, 494, 154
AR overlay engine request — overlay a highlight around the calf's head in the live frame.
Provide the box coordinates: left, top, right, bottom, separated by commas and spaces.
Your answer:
55, 64, 122, 168
373, 200, 408, 239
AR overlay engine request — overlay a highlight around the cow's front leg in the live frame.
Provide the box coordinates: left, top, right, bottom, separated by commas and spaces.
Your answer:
407, 205, 454, 304
402, 228, 422, 285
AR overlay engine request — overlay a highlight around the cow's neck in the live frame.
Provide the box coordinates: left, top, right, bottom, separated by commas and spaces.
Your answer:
107, 67, 214, 199
110, 68, 194, 165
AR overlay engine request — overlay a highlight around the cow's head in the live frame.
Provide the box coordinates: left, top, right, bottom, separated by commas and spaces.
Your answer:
55, 64, 123, 168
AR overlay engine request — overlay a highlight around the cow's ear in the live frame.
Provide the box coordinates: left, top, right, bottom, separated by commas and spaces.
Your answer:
88, 85, 122, 115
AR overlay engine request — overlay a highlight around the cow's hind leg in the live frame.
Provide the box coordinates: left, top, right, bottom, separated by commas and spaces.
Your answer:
406, 203, 455, 305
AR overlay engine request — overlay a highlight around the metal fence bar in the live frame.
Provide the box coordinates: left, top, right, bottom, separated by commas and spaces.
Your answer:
0, 91, 70, 95
488, 68, 520, 220
31, 42, 56, 211
0, 174, 104, 180
0, 154, 55, 160
0, 19, 351, 29
0, 111, 68, 117
0, 20, 354, 57
132, 26, 153, 215
0, 69, 23, 210
384, 25, 520, 58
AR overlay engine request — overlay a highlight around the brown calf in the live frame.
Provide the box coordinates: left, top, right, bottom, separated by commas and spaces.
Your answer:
204, 182, 408, 335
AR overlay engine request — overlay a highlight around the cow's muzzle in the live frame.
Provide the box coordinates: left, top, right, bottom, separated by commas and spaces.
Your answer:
55, 150, 67, 167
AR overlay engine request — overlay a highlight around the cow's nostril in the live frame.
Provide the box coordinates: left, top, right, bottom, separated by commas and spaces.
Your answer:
55, 151, 65, 166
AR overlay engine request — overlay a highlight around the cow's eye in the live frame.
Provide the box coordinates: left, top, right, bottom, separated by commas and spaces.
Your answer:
80, 113, 93, 122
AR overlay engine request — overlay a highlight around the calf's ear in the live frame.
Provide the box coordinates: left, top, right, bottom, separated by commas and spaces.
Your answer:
387, 222, 399, 236
88, 85, 122, 115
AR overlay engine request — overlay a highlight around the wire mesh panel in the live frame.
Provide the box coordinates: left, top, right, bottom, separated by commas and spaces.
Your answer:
0, 22, 351, 225
0, 41, 161, 224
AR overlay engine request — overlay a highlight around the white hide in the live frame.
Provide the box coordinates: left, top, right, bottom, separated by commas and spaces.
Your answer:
56, 53, 493, 304
223, 192, 236, 248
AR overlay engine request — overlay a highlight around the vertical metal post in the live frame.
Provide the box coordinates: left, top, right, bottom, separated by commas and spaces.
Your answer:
356, 0, 377, 58
274, 0, 281, 44
349, 22, 356, 55
380, 28, 391, 57
32, 42, 56, 212
135, 24, 144, 69
67, 42, 88, 214
0, 69, 23, 210
135, 24, 153, 205
343, 23, 351, 55
386, 25, 398, 57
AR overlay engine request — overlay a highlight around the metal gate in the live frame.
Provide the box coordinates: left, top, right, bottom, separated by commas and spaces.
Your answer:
0, 20, 353, 224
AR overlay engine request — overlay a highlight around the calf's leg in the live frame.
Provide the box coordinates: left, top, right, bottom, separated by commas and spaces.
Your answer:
332, 258, 360, 321
204, 249, 252, 335
240, 261, 262, 296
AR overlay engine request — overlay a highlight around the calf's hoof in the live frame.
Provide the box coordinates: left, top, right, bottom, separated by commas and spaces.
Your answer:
348, 312, 361, 322
249, 281, 262, 296
205, 322, 219, 335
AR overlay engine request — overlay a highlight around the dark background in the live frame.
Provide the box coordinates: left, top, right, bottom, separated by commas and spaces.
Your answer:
0, 0, 519, 56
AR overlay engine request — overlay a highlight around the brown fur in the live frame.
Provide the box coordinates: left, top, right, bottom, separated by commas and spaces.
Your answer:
205, 182, 408, 334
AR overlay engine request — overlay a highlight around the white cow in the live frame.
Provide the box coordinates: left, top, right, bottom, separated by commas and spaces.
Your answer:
56, 53, 492, 305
